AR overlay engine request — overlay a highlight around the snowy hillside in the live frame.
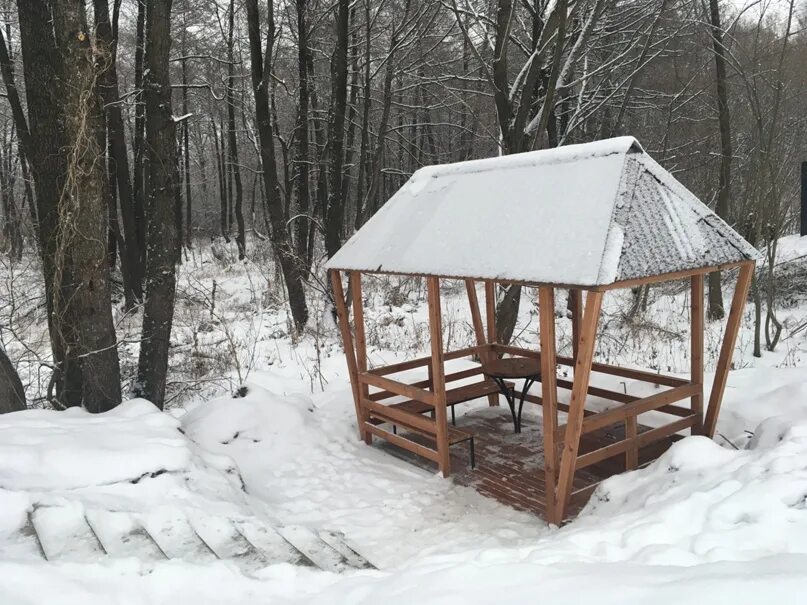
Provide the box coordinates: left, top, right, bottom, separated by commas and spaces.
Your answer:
2, 238, 807, 603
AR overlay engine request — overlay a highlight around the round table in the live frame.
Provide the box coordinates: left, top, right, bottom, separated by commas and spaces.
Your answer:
481, 357, 541, 433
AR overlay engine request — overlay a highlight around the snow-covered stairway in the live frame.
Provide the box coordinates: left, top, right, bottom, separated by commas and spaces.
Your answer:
25, 503, 373, 574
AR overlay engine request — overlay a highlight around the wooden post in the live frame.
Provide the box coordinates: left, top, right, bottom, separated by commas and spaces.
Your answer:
569, 289, 582, 362
625, 416, 638, 470
538, 287, 559, 523
427, 276, 451, 476
330, 270, 365, 441
691, 273, 705, 434
466, 279, 497, 407
703, 263, 754, 438
350, 272, 372, 444
554, 290, 603, 521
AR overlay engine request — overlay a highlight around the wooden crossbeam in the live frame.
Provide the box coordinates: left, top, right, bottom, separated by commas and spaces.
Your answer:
368, 346, 481, 377
359, 372, 436, 406
364, 399, 437, 435
364, 423, 441, 463
575, 414, 698, 471
368, 367, 482, 402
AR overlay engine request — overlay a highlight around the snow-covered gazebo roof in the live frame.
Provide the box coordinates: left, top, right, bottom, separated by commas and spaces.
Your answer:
327, 137, 759, 287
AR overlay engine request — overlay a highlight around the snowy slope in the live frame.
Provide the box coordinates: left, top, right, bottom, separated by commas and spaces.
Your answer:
2, 381, 807, 603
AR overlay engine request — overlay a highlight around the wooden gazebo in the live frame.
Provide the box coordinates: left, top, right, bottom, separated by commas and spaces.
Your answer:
327, 137, 759, 523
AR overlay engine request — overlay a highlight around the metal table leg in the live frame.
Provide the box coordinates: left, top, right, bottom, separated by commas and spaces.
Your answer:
516, 377, 537, 433
491, 376, 518, 432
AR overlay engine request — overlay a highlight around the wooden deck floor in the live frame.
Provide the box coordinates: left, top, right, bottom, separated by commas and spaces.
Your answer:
375, 405, 679, 521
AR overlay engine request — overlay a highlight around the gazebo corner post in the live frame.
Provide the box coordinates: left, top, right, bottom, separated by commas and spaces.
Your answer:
691, 273, 705, 434
427, 276, 451, 477
703, 262, 755, 439
554, 290, 604, 522
538, 286, 560, 524
349, 271, 372, 445
465, 278, 497, 407
330, 269, 367, 442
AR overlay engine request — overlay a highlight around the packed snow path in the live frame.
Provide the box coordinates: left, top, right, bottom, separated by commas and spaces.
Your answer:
18, 504, 371, 574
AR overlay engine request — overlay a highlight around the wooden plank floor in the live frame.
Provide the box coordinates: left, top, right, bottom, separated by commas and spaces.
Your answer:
375, 406, 679, 522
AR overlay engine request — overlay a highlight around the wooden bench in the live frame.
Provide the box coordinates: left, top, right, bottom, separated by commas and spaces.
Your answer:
378, 379, 514, 425
367, 407, 476, 469
365, 379, 514, 470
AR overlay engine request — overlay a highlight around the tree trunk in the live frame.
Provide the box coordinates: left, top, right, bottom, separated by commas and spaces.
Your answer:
94, 0, 143, 307
354, 0, 372, 229
245, 0, 309, 333
132, 0, 147, 271
0, 347, 25, 413
324, 0, 350, 259
212, 119, 229, 242
20, 0, 122, 412
181, 52, 192, 247
136, 0, 178, 409
294, 0, 312, 267
227, 0, 245, 260
706, 0, 731, 320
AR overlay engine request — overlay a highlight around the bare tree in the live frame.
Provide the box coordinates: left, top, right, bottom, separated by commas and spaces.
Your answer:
245, 0, 309, 333
135, 0, 179, 408
18, 0, 122, 412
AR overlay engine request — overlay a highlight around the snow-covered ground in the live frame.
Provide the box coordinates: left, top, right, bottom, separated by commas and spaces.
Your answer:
2, 237, 807, 603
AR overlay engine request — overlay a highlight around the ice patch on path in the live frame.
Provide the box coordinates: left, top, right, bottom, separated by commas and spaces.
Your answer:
0, 399, 191, 490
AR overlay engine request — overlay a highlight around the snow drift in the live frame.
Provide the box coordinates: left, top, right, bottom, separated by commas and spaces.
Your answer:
0, 399, 191, 491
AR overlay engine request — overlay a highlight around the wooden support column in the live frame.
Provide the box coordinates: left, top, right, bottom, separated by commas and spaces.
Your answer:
350, 272, 372, 444
691, 273, 705, 434
538, 287, 559, 523
331, 270, 365, 441
427, 276, 451, 476
554, 290, 603, 521
625, 416, 638, 470
569, 289, 582, 362
466, 279, 497, 406
703, 262, 755, 438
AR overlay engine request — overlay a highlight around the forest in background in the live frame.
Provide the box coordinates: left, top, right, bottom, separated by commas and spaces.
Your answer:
0, 0, 804, 413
